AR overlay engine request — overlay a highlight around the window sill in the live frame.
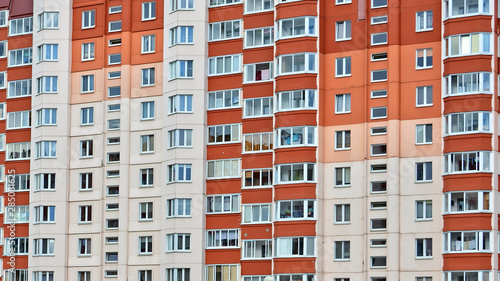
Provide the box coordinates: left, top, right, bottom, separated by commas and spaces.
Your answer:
335, 38, 352, 42
334, 259, 351, 262
415, 257, 432, 260
243, 79, 274, 84
276, 217, 316, 221
415, 142, 432, 145
415, 180, 432, 184
415, 219, 432, 222
416, 28, 433, 33
241, 222, 272, 225
334, 148, 351, 151
334, 222, 351, 225
138, 252, 153, 256
335, 74, 351, 78
416, 104, 433, 107
416, 66, 433, 70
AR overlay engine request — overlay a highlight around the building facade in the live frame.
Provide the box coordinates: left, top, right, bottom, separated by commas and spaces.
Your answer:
0, 0, 494, 280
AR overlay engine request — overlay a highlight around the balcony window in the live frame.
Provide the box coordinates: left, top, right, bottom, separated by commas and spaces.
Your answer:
444, 151, 491, 174
275, 163, 315, 184
444, 112, 490, 135
444, 72, 491, 96
445, 33, 491, 57
444, 191, 490, 213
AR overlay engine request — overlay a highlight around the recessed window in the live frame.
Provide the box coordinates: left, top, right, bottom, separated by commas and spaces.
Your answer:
371, 0, 387, 8
107, 152, 120, 163
140, 135, 155, 153
142, 34, 156, 53
81, 74, 94, 93
335, 130, 351, 150
170, 26, 193, 46
416, 200, 432, 220
108, 54, 121, 65
109, 6, 122, 14
370, 164, 387, 172
370, 201, 387, 210
371, 219, 387, 231
106, 203, 119, 211
170, 60, 194, 79
371, 52, 387, 61
141, 67, 155, 86
107, 170, 119, 178
105, 237, 118, 244
106, 185, 119, 196
80, 107, 93, 125
335, 57, 351, 77
371, 181, 387, 193
108, 21, 121, 32
416, 238, 432, 258
336, 0, 352, 4
371, 15, 388, 25
371, 69, 388, 82
334, 241, 350, 260
335, 167, 351, 187
139, 202, 153, 220
108, 71, 121, 79
334, 204, 350, 224
140, 168, 154, 187
416, 86, 433, 106
82, 10, 95, 29
142, 1, 156, 21
371, 144, 387, 156
208, 20, 241, 41
105, 270, 118, 278
371, 256, 387, 268
81, 42, 95, 61
106, 219, 119, 229
416, 48, 433, 69
371, 107, 387, 119
371, 32, 388, 45
0, 41, 6, 58
416, 124, 432, 144
105, 252, 118, 262
371, 89, 387, 98
371, 126, 387, 135
416, 10, 433, 32
108, 104, 120, 112
336, 20, 351, 41
109, 38, 122, 46
80, 140, 93, 158
107, 119, 120, 130
370, 239, 387, 247
107, 137, 120, 145
108, 86, 120, 97
335, 93, 351, 114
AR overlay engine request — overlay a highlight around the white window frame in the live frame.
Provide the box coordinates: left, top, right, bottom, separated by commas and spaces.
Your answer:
334, 204, 351, 224
416, 124, 433, 144
169, 26, 193, 46
443, 191, 491, 214
167, 164, 192, 183
415, 238, 432, 258
335, 93, 351, 114
276, 53, 317, 75
335, 20, 351, 41
335, 130, 351, 150
242, 204, 271, 224
142, 1, 156, 21
208, 54, 241, 76
82, 10, 95, 29
167, 198, 191, 217
416, 162, 432, 182
416, 10, 433, 32
276, 89, 316, 111
207, 159, 241, 179
208, 20, 241, 42
416, 85, 433, 106
167, 233, 191, 252
275, 163, 316, 184
169, 60, 194, 79
276, 16, 317, 40
443, 151, 491, 174
335, 56, 351, 77
371, 32, 388, 45
208, 89, 240, 110
206, 229, 238, 248
274, 237, 315, 257
335, 167, 351, 187
206, 194, 240, 214
334, 241, 350, 261
9, 79, 32, 98
416, 48, 433, 69
141, 34, 156, 53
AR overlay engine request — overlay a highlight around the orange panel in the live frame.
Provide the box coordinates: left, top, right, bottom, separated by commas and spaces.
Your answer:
241, 153, 273, 169
242, 118, 273, 133
276, 1, 318, 18
209, 40, 244, 57
209, 4, 244, 22
8, 35, 33, 49
443, 56, 492, 76
206, 213, 241, 229
443, 16, 492, 37
207, 179, 242, 195
130, 30, 164, 65
208, 75, 243, 92
208, 108, 243, 125
275, 75, 317, 92
276, 38, 317, 56
443, 134, 492, 153
443, 213, 492, 231
243, 47, 274, 64
240, 224, 273, 239
242, 82, 274, 99
6, 98, 31, 112
7, 67, 33, 81
206, 249, 241, 264
275, 147, 316, 164
274, 221, 316, 237
73, 5, 106, 41
443, 253, 491, 271
130, 0, 164, 33
443, 95, 492, 114
274, 184, 316, 200
443, 173, 492, 191
241, 189, 272, 204
273, 258, 315, 274
275, 111, 317, 127
6, 130, 31, 142
399, 3, 442, 46
71, 37, 105, 72
241, 260, 272, 275
207, 144, 242, 160
243, 11, 274, 29
5, 162, 30, 174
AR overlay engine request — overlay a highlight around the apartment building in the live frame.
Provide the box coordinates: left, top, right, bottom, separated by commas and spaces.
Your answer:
0, 0, 493, 280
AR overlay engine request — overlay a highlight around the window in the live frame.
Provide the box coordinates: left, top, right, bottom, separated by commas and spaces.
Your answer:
444, 0, 491, 18
106, 237, 118, 244
106, 203, 119, 211
276, 163, 315, 183
107, 186, 119, 196
107, 119, 120, 130
169, 60, 193, 79
35, 141, 56, 158
8, 48, 33, 67
444, 272, 490, 281
6, 142, 31, 160
371, 32, 388, 45
371, 201, 387, 210
207, 229, 238, 248
38, 12, 58, 30
371, 0, 387, 8
81, 74, 94, 93
207, 159, 240, 179
444, 151, 491, 173
172, 0, 194, 10
36, 44, 58, 62
105, 252, 118, 263
245, 27, 274, 48
109, 38, 121, 46
167, 233, 190, 251
0, 72, 5, 89
371, 107, 387, 119
166, 269, 191, 281
206, 265, 238, 281
106, 219, 119, 229
276, 126, 316, 147
141, 34, 156, 53
416, 162, 432, 182
167, 198, 191, 217
140, 168, 154, 187
444, 72, 491, 96
244, 97, 272, 117
445, 112, 490, 135
0, 10, 5, 27
107, 152, 120, 163
371, 15, 388, 24
169, 94, 193, 113
4, 205, 29, 224
335, 167, 351, 187
416, 11, 433, 31
208, 124, 240, 144
416, 200, 432, 220
335, 204, 350, 224
276, 200, 315, 220
276, 89, 316, 111
108, 21, 121, 32
371, 90, 387, 98
108, 71, 121, 79
170, 26, 193, 45
139, 236, 153, 254
275, 237, 315, 257
80, 107, 94, 125
334, 241, 350, 260
335, 57, 351, 77
137, 102, 154, 121
444, 191, 490, 213
207, 194, 239, 214
9, 17, 33, 36
78, 271, 91, 281
36, 76, 57, 94
243, 204, 271, 223
445, 33, 491, 57
7, 111, 31, 129
208, 20, 241, 41
33, 272, 54, 281
370, 239, 387, 247
35, 108, 56, 126
168, 164, 192, 183
82, 10, 95, 29
244, 132, 273, 153
34, 173, 55, 191
108, 104, 120, 112
416, 124, 432, 144
371, 219, 387, 231
209, 54, 241, 76
138, 68, 155, 87
371, 52, 388, 61
4, 237, 28, 255
242, 240, 272, 259
168, 129, 192, 148
246, 0, 272, 13
107, 170, 119, 178
108, 53, 121, 65
77, 238, 91, 256
79, 205, 92, 223
244, 62, 273, 82
371, 144, 387, 156
276, 53, 317, 75
105, 271, 118, 278
336, 0, 352, 3
109, 6, 122, 13
370, 256, 387, 268
140, 135, 154, 153
276, 275, 315, 281
208, 89, 240, 110
80, 140, 94, 158
416, 238, 432, 258
34, 206, 55, 223
335, 130, 351, 150
335, 20, 351, 41
416, 86, 433, 106
0, 134, 4, 151
335, 94, 351, 114
107, 86, 120, 97
371, 69, 388, 82
5, 174, 29, 192
80, 173, 92, 190
142, 1, 156, 21
444, 231, 490, 252
416, 48, 433, 69
0, 41, 6, 58
277, 17, 317, 39
139, 202, 153, 221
